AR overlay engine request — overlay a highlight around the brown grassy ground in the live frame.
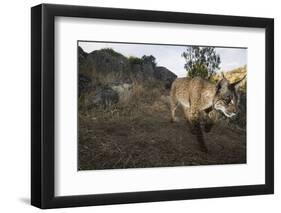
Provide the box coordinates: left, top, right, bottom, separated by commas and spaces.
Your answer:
78, 82, 246, 170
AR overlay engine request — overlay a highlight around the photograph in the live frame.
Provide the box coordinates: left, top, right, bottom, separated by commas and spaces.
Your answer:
30, 3, 274, 209
78, 41, 247, 170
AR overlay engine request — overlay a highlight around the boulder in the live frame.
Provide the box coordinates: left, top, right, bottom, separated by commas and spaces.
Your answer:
110, 83, 133, 103
142, 62, 155, 80
79, 74, 91, 96
91, 86, 119, 107
78, 46, 178, 108
78, 46, 88, 65
79, 47, 177, 85
82, 48, 131, 84
154, 66, 177, 89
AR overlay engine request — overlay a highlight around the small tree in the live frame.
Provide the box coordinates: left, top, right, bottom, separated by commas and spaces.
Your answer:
128, 56, 143, 65
182, 46, 221, 78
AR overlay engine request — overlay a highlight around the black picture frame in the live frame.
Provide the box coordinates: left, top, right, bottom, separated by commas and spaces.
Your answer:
31, 3, 274, 209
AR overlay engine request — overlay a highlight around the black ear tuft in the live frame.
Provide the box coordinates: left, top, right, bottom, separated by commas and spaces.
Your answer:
216, 78, 228, 92
216, 79, 222, 91
221, 72, 226, 79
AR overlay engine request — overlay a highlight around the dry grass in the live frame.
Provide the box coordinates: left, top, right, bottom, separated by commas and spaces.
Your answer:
212, 65, 247, 92
78, 80, 246, 170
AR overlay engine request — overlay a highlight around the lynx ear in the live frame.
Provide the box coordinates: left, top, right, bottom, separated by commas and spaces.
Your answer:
221, 72, 226, 79
216, 72, 228, 91
231, 75, 246, 90
216, 77, 228, 92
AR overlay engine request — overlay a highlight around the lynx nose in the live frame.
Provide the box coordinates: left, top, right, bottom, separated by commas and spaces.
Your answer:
229, 112, 236, 118
229, 105, 237, 114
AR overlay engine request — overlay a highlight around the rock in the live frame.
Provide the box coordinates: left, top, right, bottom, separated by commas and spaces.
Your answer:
131, 64, 144, 81
154, 66, 177, 89
91, 86, 119, 107
110, 83, 133, 103
79, 47, 177, 86
78, 46, 178, 108
82, 48, 131, 84
79, 74, 91, 96
142, 62, 155, 80
78, 46, 88, 65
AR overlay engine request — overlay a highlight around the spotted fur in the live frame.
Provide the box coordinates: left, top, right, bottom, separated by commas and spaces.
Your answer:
170, 74, 246, 152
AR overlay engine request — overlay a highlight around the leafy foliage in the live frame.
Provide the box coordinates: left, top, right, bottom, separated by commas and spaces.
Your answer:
182, 46, 221, 78
128, 56, 143, 65
128, 55, 157, 68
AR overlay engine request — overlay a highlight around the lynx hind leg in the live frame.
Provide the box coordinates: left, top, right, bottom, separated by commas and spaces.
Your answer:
170, 98, 179, 123
202, 111, 214, 133
170, 83, 179, 123
188, 109, 208, 152
183, 107, 192, 127
204, 121, 214, 133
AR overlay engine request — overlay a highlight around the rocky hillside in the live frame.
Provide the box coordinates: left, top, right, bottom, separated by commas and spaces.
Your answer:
213, 65, 247, 91
78, 46, 177, 103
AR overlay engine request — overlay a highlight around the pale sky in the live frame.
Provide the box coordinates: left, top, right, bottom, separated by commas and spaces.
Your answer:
79, 41, 247, 77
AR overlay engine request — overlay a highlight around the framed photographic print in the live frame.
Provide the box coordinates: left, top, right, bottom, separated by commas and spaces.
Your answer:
31, 3, 274, 209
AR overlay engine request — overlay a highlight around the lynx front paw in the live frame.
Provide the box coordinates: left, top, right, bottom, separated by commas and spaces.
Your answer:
200, 146, 208, 153
204, 123, 213, 133
190, 126, 198, 135
170, 117, 179, 123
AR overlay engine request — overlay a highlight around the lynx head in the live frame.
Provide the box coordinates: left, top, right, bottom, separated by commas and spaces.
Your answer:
213, 73, 246, 118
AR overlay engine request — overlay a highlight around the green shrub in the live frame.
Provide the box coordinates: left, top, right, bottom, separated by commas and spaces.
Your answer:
187, 63, 209, 78
128, 56, 143, 65
100, 48, 123, 57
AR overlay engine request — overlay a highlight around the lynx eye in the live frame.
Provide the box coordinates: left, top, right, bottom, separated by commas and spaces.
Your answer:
223, 96, 232, 104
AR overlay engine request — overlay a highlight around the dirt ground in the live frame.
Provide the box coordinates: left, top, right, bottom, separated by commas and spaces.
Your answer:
78, 97, 246, 170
